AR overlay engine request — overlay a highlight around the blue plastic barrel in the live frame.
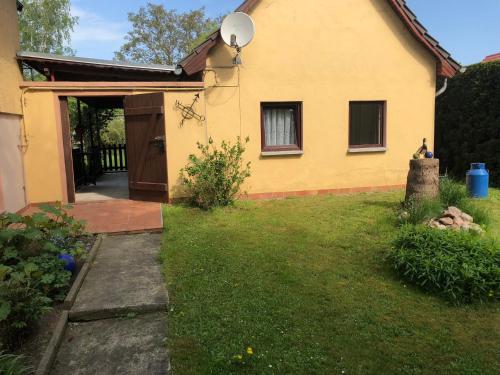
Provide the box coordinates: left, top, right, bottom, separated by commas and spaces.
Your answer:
466, 163, 489, 198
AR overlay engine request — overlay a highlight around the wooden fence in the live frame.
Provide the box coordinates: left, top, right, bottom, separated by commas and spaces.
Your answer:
101, 144, 127, 172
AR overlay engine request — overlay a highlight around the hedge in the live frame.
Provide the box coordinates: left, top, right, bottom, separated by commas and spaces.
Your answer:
435, 61, 500, 187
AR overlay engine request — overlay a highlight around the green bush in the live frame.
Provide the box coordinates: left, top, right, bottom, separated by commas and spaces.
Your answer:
0, 203, 87, 348
180, 137, 251, 210
439, 177, 467, 207
388, 225, 499, 304
0, 352, 32, 375
398, 197, 442, 225
436, 61, 500, 187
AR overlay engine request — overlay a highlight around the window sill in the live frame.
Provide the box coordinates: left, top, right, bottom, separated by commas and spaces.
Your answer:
347, 147, 387, 154
261, 150, 304, 157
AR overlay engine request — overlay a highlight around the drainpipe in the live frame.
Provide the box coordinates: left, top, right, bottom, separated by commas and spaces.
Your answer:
435, 78, 448, 98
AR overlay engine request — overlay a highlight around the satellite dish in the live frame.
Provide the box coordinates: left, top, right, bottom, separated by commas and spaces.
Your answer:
221, 12, 255, 49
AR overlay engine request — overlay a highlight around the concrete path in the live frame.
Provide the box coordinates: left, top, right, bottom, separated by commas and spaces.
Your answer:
50, 233, 169, 374
70, 234, 168, 320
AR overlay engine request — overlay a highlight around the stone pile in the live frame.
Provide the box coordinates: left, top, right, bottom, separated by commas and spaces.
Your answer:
428, 206, 483, 233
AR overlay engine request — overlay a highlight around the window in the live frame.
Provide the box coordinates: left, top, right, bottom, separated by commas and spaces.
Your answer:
349, 101, 386, 149
261, 102, 302, 153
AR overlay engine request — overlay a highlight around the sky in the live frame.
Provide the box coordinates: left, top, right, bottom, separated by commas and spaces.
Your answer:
70, 0, 500, 65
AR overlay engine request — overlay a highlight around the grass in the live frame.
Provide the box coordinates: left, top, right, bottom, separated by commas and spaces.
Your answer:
161, 189, 500, 375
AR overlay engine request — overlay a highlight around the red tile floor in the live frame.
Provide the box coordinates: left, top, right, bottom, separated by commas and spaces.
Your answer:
22, 200, 163, 234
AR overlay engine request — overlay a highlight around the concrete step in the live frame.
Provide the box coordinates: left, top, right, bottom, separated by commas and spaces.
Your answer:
50, 313, 170, 375
70, 233, 168, 321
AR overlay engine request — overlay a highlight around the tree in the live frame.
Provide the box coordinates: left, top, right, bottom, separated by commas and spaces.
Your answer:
19, 0, 78, 55
115, 3, 221, 65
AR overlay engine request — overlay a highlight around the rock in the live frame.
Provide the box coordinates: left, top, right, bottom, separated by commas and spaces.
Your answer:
460, 212, 473, 223
429, 220, 447, 230
469, 223, 484, 234
439, 217, 454, 226
453, 216, 464, 227
443, 206, 463, 219
448, 206, 463, 217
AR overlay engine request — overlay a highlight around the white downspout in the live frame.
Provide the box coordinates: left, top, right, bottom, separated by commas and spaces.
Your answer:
435, 78, 448, 98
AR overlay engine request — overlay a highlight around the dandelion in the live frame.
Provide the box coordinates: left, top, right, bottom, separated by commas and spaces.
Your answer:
233, 354, 243, 361
247, 347, 254, 355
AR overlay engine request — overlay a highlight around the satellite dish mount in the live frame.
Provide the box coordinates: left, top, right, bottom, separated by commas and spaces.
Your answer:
221, 12, 255, 65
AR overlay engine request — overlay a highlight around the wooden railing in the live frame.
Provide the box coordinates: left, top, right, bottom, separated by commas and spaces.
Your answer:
101, 144, 127, 172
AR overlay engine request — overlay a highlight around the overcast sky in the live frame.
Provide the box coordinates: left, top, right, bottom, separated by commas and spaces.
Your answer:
70, 0, 500, 65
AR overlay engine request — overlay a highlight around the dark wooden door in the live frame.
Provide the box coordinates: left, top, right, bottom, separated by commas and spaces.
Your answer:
60, 97, 76, 203
124, 93, 168, 202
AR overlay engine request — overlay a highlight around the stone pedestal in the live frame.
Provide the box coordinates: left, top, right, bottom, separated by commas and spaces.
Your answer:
405, 159, 440, 201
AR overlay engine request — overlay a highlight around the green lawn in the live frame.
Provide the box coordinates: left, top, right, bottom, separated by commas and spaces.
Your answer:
161, 189, 499, 375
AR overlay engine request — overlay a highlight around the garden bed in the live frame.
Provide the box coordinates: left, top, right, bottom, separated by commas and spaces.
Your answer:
1, 204, 97, 372
13, 235, 97, 370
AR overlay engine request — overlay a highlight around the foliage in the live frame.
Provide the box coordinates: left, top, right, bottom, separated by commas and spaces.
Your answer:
398, 196, 442, 225
459, 200, 491, 227
114, 3, 221, 64
180, 137, 251, 210
19, 0, 78, 81
439, 177, 468, 207
399, 179, 491, 227
0, 352, 33, 375
389, 225, 499, 304
0, 271, 52, 348
162, 190, 500, 374
68, 98, 120, 148
100, 117, 125, 145
0, 203, 87, 348
436, 61, 500, 187
438, 178, 490, 226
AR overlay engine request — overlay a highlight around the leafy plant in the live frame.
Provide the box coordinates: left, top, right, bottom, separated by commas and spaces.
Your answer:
0, 203, 87, 348
398, 197, 442, 225
439, 177, 468, 207
0, 351, 33, 375
180, 137, 251, 210
458, 200, 491, 227
0, 268, 52, 348
388, 225, 499, 304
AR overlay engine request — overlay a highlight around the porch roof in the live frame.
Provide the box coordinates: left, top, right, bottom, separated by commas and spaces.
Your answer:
17, 51, 183, 82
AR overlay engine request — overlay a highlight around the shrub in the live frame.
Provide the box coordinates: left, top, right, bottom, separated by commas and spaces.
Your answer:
439, 177, 467, 207
435, 61, 500, 187
0, 273, 52, 348
0, 204, 87, 348
0, 352, 32, 375
388, 225, 499, 304
180, 137, 251, 210
398, 197, 442, 225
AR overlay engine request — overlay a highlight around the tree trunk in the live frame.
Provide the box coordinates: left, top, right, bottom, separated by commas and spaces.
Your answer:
405, 159, 440, 201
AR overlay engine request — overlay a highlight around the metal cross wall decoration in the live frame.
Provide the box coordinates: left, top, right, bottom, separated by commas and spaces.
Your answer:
175, 93, 206, 126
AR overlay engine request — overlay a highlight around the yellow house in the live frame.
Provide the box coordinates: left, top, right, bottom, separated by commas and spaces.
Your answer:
0, 0, 26, 213
13, 0, 459, 206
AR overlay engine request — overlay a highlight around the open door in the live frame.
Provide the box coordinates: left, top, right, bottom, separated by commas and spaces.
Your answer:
124, 93, 168, 202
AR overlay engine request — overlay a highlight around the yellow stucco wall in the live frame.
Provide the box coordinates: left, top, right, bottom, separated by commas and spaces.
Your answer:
22, 89, 163, 204
166, 0, 437, 197
22, 0, 439, 203
0, 0, 22, 115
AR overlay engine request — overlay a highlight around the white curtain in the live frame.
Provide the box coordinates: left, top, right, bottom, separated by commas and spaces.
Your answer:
264, 108, 297, 146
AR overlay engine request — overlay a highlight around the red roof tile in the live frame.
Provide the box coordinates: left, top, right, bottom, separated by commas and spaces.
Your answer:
483, 53, 500, 63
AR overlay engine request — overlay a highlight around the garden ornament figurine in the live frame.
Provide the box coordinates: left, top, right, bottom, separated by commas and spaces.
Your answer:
413, 138, 433, 159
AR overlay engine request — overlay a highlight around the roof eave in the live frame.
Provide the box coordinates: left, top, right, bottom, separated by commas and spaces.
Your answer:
179, 0, 460, 78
